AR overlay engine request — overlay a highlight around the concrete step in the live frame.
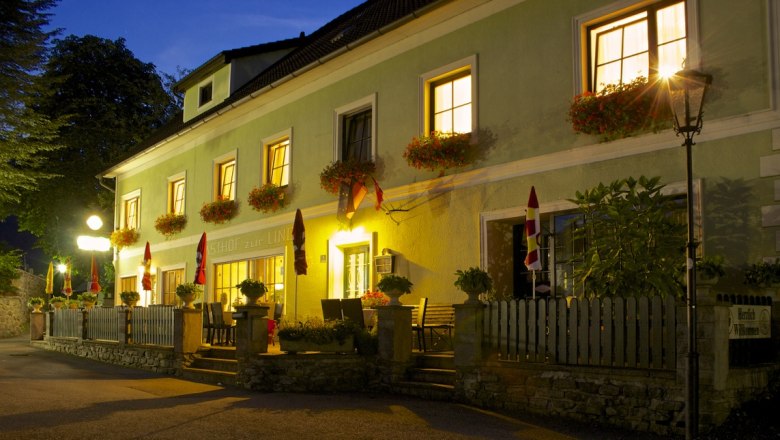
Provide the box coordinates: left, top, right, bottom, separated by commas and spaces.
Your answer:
407, 367, 456, 385
392, 381, 454, 401
190, 355, 238, 373
200, 346, 236, 360
412, 353, 455, 370
180, 366, 237, 387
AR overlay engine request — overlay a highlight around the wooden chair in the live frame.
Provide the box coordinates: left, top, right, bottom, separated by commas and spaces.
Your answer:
411, 297, 428, 351
202, 303, 214, 344
340, 297, 365, 328
321, 299, 343, 321
210, 302, 235, 345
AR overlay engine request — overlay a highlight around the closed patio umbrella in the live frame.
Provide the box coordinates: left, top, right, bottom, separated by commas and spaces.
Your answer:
45, 261, 54, 295
292, 209, 307, 320
524, 186, 541, 299
194, 232, 207, 285
142, 241, 152, 304
89, 255, 101, 293
63, 258, 72, 297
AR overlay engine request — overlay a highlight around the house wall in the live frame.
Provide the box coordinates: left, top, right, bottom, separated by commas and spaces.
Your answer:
111, 0, 779, 317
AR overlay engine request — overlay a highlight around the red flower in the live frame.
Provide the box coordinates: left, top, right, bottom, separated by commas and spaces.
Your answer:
403, 131, 474, 173
320, 159, 376, 196
248, 183, 288, 213
199, 197, 239, 224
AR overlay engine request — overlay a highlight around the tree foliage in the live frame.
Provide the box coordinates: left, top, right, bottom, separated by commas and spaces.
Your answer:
0, 248, 22, 294
0, 0, 63, 212
569, 176, 686, 298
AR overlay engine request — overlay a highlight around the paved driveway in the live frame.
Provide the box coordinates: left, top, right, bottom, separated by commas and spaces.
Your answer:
0, 336, 663, 440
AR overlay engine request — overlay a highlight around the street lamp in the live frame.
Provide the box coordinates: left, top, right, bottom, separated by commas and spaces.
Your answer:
668, 69, 712, 440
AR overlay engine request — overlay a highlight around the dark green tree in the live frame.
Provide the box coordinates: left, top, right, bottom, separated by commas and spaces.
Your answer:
569, 176, 686, 298
15, 35, 177, 259
0, 0, 63, 212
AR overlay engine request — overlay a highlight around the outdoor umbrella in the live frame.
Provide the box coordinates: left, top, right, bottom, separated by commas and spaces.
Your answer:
45, 261, 54, 295
142, 241, 152, 304
194, 232, 207, 285
524, 186, 541, 299
89, 255, 101, 293
63, 258, 72, 297
292, 209, 307, 320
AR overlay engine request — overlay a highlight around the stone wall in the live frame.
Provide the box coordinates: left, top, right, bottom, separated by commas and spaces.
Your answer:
457, 361, 684, 437
33, 337, 176, 374
238, 353, 380, 393
0, 270, 46, 338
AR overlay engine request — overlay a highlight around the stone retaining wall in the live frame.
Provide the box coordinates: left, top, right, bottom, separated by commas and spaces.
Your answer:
457, 360, 685, 437
34, 337, 176, 374
238, 353, 380, 393
0, 270, 45, 338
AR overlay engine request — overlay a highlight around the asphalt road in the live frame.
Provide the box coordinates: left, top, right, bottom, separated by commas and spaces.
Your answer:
0, 335, 666, 440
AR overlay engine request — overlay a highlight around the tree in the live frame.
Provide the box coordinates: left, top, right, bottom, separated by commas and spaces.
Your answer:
0, 248, 22, 294
569, 176, 686, 298
14, 35, 177, 258
0, 0, 63, 212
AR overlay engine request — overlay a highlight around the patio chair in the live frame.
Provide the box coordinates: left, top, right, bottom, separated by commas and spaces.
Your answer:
411, 297, 429, 351
273, 303, 283, 321
202, 303, 215, 344
321, 299, 343, 321
210, 302, 235, 345
340, 297, 365, 328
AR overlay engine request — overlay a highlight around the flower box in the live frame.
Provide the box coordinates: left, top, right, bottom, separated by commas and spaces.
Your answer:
199, 197, 239, 224
154, 213, 187, 238
110, 227, 139, 250
247, 183, 288, 213
568, 77, 670, 142
319, 159, 376, 196
279, 335, 355, 354
403, 131, 474, 174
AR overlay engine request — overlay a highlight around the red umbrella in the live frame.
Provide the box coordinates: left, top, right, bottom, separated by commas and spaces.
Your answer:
63, 258, 72, 297
292, 209, 307, 275
89, 255, 101, 293
141, 242, 152, 291
524, 186, 541, 299
194, 232, 207, 285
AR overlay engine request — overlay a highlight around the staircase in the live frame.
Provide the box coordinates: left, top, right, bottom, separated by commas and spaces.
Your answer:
180, 346, 238, 386
392, 352, 455, 401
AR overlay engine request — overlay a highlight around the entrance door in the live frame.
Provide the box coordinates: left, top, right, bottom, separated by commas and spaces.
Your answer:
343, 245, 369, 299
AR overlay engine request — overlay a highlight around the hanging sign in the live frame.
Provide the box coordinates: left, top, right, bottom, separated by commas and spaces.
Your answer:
728, 305, 771, 339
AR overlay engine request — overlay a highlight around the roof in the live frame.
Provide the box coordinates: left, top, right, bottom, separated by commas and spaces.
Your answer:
103, 0, 445, 176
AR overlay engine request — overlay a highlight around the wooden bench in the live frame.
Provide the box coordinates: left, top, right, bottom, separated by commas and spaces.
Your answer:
412, 303, 454, 351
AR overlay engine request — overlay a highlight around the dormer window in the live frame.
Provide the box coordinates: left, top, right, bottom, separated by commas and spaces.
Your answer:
199, 82, 213, 107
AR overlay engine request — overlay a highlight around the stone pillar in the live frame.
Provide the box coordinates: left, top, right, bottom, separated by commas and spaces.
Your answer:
234, 305, 270, 358
453, 303, 485, 367
174, 308, 202, 355
695, 297, 731, 428
377, 305, 412, 383
30, 312, 45, 340
117, 309, 130, 346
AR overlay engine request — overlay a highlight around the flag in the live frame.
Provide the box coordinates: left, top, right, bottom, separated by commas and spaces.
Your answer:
337, 180, 368, 221
89, 255, 101, 293
524, 186, 542, 271
372, 177, 383, 211
292, 209, 307, 276
63, 258, 73, 297
142, 242, 152, 291
194, 232, 207, 285
45, 262, 54, 295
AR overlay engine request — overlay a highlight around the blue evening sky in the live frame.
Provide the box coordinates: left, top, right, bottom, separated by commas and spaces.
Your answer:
47, 0, 365, 76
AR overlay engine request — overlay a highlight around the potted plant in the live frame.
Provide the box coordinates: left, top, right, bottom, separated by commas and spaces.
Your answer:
376, 274, 413, 306
154, 213, 187, 238
568, 77, 670, 142
403, 131, 474, 175
28, 297, 45, 312
454, 266, 493, 304
110, 227, 139, 250
319, 159, 376, 196
743, 259, 780, 287
176, 282, 202, 309
696, 255, 725, 285
199, 196, 239, 224
360, 290, 388, 308
50, 296, 66, 310
235, 279, 268, 305
120, 291, 141, 308
78, 292, 98, 309
277, 317, 358, 354
247, 183, 288, 213
67, 299, 80, 309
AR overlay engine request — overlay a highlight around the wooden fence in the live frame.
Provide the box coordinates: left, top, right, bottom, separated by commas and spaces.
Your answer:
131, 306, 175, 346
484, 296, 678, 370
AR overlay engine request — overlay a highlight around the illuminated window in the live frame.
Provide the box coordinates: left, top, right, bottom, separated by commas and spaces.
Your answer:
217, 159, 236, 200
124, 196, 139, 229
162, 269, 184, 305
588, 1, 686, 92
199, 82, 213, 107
119, 276, 137, 294
431, 72, 472, 134
213, 255, 285, 309
267, 139, 290, 187
169, 178, 185, 214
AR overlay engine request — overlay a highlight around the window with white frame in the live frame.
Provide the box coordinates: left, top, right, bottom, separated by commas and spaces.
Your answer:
122, 190, 140, 230
328, 229, 375, 300
266, 138, 290, 187
214, 155, 236, 201
420, 56, 477, 135
584, 0, 687, 93
168, 175, 185, 215
334, 95, 375, 162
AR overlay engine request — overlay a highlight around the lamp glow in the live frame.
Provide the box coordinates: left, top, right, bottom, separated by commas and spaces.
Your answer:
86, 215, 103, 231
57, 263, 67, 273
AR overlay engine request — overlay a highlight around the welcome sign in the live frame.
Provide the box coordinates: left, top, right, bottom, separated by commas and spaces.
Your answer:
728, 305, 771, 339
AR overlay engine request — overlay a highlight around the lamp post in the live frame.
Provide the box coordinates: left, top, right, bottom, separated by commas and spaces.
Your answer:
668, 69, 712, 440
77, 215, 111, 296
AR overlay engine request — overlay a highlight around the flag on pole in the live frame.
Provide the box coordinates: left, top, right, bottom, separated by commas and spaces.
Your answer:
194, 232, 207, 285
45, 262, 54, 295
524, 186, 542, 271
89, 255, 101, 293
142, 242, 152, 291
372, 177, 384, 211
63, 258, 73, 297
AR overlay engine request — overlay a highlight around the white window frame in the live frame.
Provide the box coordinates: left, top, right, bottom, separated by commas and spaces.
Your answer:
333, 94, 377, 162
419, 55, 478, 138
328, 229, 376, 300
572, 0, 701, 95
167, 171, 186, 215
213, 150, 237, 201
121, 189, 141, 230
262, 129, 293, 187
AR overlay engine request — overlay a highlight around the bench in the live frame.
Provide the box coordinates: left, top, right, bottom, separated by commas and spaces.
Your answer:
412, 303, 454, 351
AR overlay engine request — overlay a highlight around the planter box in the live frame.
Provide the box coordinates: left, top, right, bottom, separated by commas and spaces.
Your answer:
279, 335, 355, 354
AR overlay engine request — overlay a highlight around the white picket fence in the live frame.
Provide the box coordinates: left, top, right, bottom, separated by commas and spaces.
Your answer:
130, 305, 175, 346
52, 309, 82, 338
85, 307, 119, 341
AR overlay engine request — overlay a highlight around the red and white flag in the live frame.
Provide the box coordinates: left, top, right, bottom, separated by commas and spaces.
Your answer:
524, 186, 542, 271
194, 232, 207, 285
141, 242, 152, 291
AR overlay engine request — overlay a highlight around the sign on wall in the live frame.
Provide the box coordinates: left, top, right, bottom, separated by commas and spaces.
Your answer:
728, 305, 771, 339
